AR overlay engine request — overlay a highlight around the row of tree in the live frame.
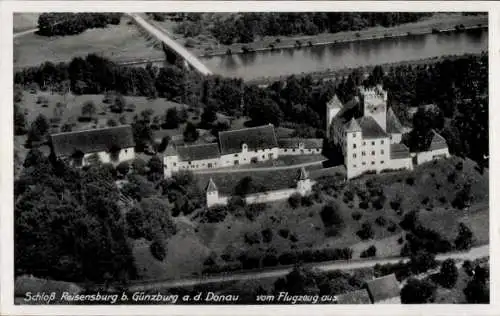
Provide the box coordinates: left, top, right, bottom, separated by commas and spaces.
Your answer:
37, 13, 122, 36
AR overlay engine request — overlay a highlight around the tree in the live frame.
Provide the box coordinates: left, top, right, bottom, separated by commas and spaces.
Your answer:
150, 239, 167, 261
201, 105, 217, 125
320, 202, 344, 236
27, 114, 49, 146
183, 122, 199, 143
357, 221, 374, 240
360, 245, 377, 258
274, 266, 320, 296
116, 161, 130, 176
81, 101, 96, 119
23, 148, 45, 168
14, 104, 27, 135
409, 251, 437, 274
401, 278, 436, 303
126, 197, 176, 241
439, 259, 458, 288
247, 96, 283, 126
455, 222, 474, 250
164, 108, 179, 129
464, 278, 489, 303
147, 155, 164, 182
110, 94, 126, 113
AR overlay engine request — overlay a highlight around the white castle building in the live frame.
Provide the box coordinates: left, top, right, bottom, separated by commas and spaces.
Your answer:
327, 85, 449, 179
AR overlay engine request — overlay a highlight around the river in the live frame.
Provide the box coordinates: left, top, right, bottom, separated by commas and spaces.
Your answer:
199, 29, 487, 81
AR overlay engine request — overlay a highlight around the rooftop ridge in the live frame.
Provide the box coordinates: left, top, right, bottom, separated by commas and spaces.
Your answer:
50, 124, 132, 137
218, 124, 274, 136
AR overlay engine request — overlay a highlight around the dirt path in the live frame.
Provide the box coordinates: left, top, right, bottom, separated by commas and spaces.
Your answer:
194, 160, 327, 174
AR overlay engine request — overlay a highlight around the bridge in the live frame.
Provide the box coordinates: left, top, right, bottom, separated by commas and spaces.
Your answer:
127, 13, 213, 76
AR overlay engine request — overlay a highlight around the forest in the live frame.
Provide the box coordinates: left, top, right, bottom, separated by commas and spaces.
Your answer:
37, 13, 122, 36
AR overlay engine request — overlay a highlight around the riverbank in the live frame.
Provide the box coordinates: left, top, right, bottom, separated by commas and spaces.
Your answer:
246, 52, 486, 86
151, 12, 487, 58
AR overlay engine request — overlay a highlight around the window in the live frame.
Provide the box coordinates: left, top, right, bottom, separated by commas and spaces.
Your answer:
125, 149, 128, 153
390, 136, 393, 140
262, 155, 265, 159
234, 160, 239, 165
208, 163, 212, 168
363, 141, 366, 146
353, 133, 356, 138
173, 162, 177, 167
353, 164, 357, 168
381, 161, 384, 164
353, 144, 357, 149
353, 154, 357, 158
381, 140, 384, 144
371, 151, 375, 156
372, 141, 375, 146
381, 150, 385, 154
188, 161, 192, 165
362, 151, 366, 156
292, 149, 296, 152
284, 149, 288, 152
371, 161, 375, 165
362, 162, 366, 165
234, 154, 239, 157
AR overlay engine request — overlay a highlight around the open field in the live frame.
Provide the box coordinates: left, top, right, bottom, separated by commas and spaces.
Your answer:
152, 13, 487, 57
13, 13, 40, 32
14, 16, 164, 69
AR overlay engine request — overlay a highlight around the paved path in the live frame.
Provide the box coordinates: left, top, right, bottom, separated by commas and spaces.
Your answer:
127, 13, 212, 76
13, 28, 38, 38
127, 245, 488, 292
194, 160, 327, 174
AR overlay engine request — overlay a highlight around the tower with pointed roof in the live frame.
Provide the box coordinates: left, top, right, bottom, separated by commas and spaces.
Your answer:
164, 144, 179, 178
296, 167, 312, 196
344, 117, 362, 179
206, 178, 220, 208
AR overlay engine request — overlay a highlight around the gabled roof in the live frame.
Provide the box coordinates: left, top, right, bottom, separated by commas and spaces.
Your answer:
165, 144, 178, 156
386, 107, 403, 134
428, 131, 448, 151
365, 274, 400, 303
218, 125, 278, 155
327, 94, 343, 109
345, 117, 362, 133
277, 138, 323, 149
176, 143, 220, 161
390, 143, 410, 159
357, 116, 388, 139
335, 289, 372, 304
50, 125, 135, 157
206, 178, 218, 192
297, 167, 309, 181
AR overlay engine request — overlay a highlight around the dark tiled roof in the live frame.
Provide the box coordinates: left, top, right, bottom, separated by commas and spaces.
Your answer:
390, 143, 410, 159
50, 125, 135, 157
428, 131, 448, 151
177, 143, 220, 161
386, 107, 403, 134
357, 116, 388, 139
336, 289, 372, 304
15, 275, 82, 297
277, 138, 323, 149
366, 274, 400, 303
218, 125, 278, 155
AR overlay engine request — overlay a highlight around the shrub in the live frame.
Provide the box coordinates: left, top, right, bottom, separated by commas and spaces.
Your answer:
352, 211, 362, 221
262, 253, 279, 267
360, 245, 377, 258
320, 202, 344, 235
301, 195, 314, 206
244, 232, 261, 245
359, 200, 369, 209
357, 222, 374, 240
390, 196, 402, 211
278, 252, 298, 265
463, 260, 474, 276
245, 203, 266, 221
261, 228, 273, 243
279, 228, 290, 239
387, 222, 397, 233
464, 278, 489, 303
107, 118, 118, 127
150, 240, 166, 261
406, 177, 415, 185
289, 233, 299, 243
409, 251, 437, 274
397, 236, 404, 244
116, 161, 130, 175
375, 216, 387, 227
401, 278, 437, 304
438, 259, 458, 288
372, 195, 386, 210
400, 210, 419, 231
455, 223, 474, 250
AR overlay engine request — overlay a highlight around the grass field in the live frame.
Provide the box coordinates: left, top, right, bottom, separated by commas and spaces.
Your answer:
14, 16, 164, 68
13, 13, 40, 32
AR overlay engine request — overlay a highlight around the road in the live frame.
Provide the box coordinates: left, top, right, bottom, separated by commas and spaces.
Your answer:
13, 28, 38, 38
127, 244, 488, 292
127, 13, 212, 76
194, 160, 327, 174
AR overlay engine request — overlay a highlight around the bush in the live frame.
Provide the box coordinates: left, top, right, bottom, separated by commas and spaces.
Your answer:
116, 161, 130, 175
455, 223, 474, 250
320, 202, 344, 235
107, 118, 118, 127
278, 228, 290, 239
400, 210, 419, 231
409, 251, 437, 274
301, 195, 314, 206
463, 260, 474, 276
262, 253, 279, 267
464, 278, 489, 303
244, 232, 261, 245
261, 228, 273, 243
357, 222, 374, 240
390, 196, 402, 211
401, 278, 437, 303
359, 200, 369, 209
438, 259, 458, 288
352, 211, 362, 221
278, 252, 298, 265
387, 222, 397, 233
375, 216, 387, 227
406, 177, 415, 185
150, 240, 166, 261
360, 245, 377, 258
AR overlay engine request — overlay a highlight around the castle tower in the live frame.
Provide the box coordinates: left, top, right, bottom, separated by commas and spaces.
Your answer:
296, 167, 312, 196
326, 94, 343, 138
359, 84, 388, 132
164, 144, 179, 178
206, 178, 219, 208
344, 117, 362, 179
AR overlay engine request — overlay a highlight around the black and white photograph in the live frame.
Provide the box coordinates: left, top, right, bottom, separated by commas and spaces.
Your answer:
1, 0, 493, 313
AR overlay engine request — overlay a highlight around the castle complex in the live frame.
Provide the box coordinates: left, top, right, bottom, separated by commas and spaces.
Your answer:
326, 84, 448, 179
